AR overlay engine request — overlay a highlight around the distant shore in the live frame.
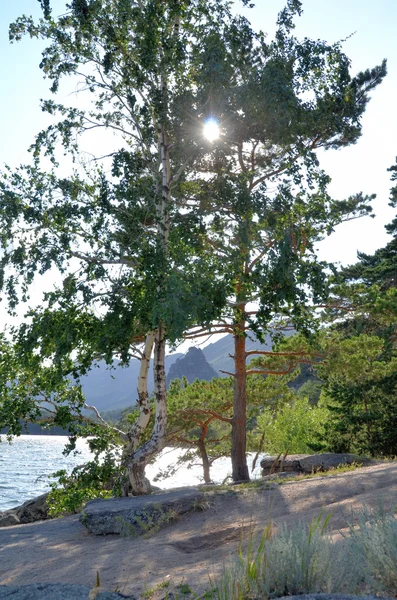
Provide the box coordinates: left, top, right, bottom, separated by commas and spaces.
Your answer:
0, 424, 69, 436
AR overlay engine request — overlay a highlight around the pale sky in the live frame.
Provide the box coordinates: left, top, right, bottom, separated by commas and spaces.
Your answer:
0, 1, 396, 340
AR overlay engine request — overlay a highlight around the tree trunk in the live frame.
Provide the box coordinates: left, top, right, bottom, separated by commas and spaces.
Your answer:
124, 73, 171, 495
128, 461, 153, 496
128, 332, 155, 450
152, 324, 167, 445
197, 438, 211, 484
124, 326, 168, 495
121, 332, 155, 495
231, 320, 250, 482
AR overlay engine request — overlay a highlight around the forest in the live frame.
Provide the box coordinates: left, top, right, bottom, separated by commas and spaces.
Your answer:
0, 0, 395, 511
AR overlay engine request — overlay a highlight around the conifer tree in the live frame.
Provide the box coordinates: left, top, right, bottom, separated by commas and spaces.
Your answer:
0, 0, 387, 488
317, 159, 397, 456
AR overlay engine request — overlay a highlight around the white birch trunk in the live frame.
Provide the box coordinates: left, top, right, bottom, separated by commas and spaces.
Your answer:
124, 109, 171, 496
124, 327, 168, 495
128, 331, 155, 451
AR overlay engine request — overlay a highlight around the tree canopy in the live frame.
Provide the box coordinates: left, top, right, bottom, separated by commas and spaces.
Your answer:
0, 0, 388, 490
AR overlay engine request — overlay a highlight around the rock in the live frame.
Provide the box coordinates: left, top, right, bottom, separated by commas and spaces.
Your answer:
262, 471, 301, 481
0, 493, 50, 528
166, 347, 218, 387
0, 513, 20, 527
15, 492, 50, 523
81, 487, 205, 535
261, 453, 378, 476
260, 454, 309, 475
298, 453, 377, 474
0, 583, 135, 599
278, 595, 393, 600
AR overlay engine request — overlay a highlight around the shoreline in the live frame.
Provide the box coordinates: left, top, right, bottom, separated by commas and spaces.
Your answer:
0, 462, 396, 598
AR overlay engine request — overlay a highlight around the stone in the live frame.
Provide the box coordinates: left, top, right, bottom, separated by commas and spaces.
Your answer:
262, 471, 301, 481
81, 487, 205, 535
15, 492, 50, 523
0, 583, 135, 599
260, 454, 308, 475
0, 493, 50, 528
261, 453, 378, 476
298, 453, 377, 474
0, 513, 20, 527
278, 595, 393, 600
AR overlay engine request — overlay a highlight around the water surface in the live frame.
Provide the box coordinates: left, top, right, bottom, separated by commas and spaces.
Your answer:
0, 435, 263, 511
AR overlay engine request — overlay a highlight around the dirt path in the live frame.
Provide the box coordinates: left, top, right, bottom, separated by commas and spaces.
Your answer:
1, 462, 396, 598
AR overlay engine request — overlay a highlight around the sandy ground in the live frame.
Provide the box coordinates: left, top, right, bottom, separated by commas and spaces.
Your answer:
0, 462, 396, 598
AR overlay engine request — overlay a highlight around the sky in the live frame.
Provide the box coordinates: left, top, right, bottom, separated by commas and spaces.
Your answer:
0, 0, 396, 345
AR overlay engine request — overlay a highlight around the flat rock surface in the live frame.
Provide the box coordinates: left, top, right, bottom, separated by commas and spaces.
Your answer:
82, 487, 205, 535
0, 583, 135, 599
279, 596, 394, 600
0, 462, 396, 599
260, 453, 378, 474
0, 514, 20, 527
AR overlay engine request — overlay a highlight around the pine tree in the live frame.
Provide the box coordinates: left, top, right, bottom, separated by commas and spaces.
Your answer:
0, 0, 387, 488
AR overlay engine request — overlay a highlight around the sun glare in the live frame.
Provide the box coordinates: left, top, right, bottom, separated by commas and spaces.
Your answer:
203, 119, 220, 142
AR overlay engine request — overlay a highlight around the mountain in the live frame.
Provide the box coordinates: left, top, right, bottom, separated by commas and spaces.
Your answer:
80, 353, 182, 412
2, 331, 301, 436
82, 331, 293, 409
201, 332, 289, 375
166, 347, 218, 387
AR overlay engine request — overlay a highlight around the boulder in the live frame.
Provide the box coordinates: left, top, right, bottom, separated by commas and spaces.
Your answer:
0, 513, 20, 527
261, 453, 378, 476
15, 493, 50, 523
0, 583, 135, 599
260, 454, 309, 475
278, 595, 393, 600
299, 453, 377, 474
262, 471, 301, 481
81, 487, 205, 535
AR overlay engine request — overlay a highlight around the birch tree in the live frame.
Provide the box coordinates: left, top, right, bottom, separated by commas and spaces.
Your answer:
0, 0, 232, 494
0, 0, 387, 489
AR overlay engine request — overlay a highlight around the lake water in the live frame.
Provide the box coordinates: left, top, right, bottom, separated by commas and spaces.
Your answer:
0, 435, 263, 511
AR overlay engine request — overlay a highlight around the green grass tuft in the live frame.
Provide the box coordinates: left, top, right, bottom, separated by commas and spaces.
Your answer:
203, 505, 397, 599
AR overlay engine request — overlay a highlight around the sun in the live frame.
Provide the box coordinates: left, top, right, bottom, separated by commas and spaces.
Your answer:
203, 119, 220, 142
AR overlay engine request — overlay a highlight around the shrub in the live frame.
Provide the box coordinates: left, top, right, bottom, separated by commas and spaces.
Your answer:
255, 396, 329, 455
210, 514, 367, 599
47, 453, 124, 515
350, 506, 397, 593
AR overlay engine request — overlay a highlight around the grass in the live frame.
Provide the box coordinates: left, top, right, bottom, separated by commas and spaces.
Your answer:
176, 582, 193, 595
201, 462, 365, 495
203, 504, 397, 599
201, 480, 265, 494
141, 579, 171, 599
268, 461, 365, 484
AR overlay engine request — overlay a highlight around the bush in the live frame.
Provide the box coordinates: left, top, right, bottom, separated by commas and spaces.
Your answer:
350, 506, 397, 593
208, 505, 397, 599
47, 452, 124, 515
211, 513, 366, 599
255, 396, 329, 455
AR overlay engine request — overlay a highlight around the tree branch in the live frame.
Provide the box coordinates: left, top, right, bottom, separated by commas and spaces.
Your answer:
83, 402, 127, 440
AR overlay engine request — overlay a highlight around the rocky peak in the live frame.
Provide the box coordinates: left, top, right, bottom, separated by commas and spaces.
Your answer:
166, 347, 218, 388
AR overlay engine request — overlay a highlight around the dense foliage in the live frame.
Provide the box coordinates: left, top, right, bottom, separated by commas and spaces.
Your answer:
316, 159, 397, 457
0, 0, 392, 502
254, 396, 329, 455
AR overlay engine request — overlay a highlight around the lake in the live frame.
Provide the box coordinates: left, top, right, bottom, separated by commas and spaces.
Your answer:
0, 435, 263, 511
